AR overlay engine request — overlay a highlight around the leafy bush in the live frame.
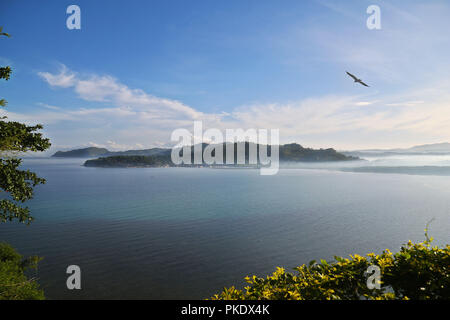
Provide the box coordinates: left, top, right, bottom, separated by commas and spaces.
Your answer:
0, 243, 44, 300
211, 233, 450, 300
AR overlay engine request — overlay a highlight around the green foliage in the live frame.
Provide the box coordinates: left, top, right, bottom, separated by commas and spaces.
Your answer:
84, 155, 175, 168
0, 66, 12, 81
0, 158, 47, 223
0, 65, 12, 108
211, 236, 450, 300
0, 29, 12, 108
0, 243, 44, 300
0, 121, 50, 153
0, 27, 46, 300
0, 26, 51, 224
279, 143, 358, 162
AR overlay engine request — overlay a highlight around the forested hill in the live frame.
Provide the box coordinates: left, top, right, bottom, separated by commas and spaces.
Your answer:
52, 147, 109, 158
52, 147, 170, 158
82, 143, 358, 168
279, 143, 355, 162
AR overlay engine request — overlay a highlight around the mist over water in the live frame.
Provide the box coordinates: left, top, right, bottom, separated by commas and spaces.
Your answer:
362, 154, 450, 166
281, 154, 450, 175
1, 156, 449, 299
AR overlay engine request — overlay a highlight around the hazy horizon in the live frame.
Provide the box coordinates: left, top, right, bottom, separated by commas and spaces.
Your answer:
27, 141, 450, 158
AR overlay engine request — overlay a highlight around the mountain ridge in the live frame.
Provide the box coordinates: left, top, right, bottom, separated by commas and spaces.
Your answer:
52, 147, 171, 158
342, 142, 450, 157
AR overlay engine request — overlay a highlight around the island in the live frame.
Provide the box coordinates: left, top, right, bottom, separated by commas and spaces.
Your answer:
52, 147, 109, 158
78, 143, 358, 168
52, 147, 170, 158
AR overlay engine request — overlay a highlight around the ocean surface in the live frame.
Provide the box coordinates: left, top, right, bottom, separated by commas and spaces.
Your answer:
1, 156, 450, 299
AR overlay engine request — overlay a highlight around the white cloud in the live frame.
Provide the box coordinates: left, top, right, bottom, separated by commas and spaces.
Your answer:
4, 63, 450, 151
354, 101, 377, 106
39, 66, 203, 121
37, 102, 61, 110
38, 65, 76, 88
386, 101, 425, 107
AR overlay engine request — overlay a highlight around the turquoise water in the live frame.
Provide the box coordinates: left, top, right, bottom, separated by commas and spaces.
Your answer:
1, 157, 449, 299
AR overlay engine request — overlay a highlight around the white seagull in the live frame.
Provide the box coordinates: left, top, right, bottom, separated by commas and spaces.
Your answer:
346, 71, 370, 87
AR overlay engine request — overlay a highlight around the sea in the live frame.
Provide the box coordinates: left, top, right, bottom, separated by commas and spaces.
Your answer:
1, 155, 449, 299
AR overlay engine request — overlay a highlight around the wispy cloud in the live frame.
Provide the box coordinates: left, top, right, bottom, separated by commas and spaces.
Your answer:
38, 65, 76, 88
3, 59, 450, 151
38, 65, 204, 121
386, 101, 425, 107
37, 102, 61, 110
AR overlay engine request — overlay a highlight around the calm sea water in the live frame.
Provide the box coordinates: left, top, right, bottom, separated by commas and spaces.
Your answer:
1, 157, 449, 299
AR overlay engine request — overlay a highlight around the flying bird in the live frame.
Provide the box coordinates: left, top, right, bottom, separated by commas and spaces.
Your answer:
346, 71, 370, 87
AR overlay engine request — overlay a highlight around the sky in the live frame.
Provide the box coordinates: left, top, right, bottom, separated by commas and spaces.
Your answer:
1, 0, 450, 153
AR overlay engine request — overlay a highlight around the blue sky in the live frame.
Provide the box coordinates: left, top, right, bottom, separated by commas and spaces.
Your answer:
1, 0, 450, 152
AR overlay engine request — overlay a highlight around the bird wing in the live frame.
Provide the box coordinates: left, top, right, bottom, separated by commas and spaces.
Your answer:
358, 81, 369, 87
346, 71, 358, 81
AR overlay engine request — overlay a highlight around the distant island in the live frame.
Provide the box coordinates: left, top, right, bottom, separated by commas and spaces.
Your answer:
52, 147, 170, 158
57, 142, 359, 168
342, 142, 450, 157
